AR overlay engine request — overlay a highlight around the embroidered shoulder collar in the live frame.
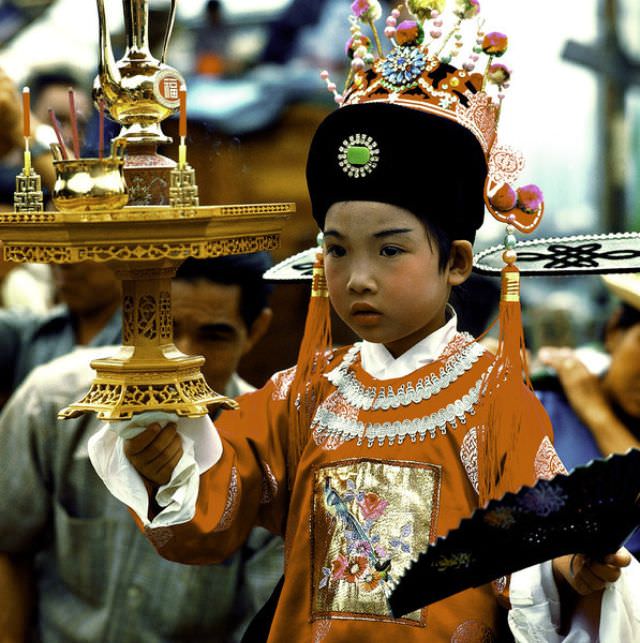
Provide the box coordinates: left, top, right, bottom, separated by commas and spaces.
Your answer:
312, 334, 492, 448
324, 333, 486, 411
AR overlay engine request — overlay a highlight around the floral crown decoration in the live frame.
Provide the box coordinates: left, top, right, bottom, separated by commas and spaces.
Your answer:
320, 0, 544, 235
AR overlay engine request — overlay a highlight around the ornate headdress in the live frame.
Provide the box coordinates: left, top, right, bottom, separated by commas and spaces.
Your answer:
311, 0, 544, 236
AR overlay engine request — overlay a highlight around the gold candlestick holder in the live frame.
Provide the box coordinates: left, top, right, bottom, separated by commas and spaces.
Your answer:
169, 163, 199, 209
13, 164, 45, 216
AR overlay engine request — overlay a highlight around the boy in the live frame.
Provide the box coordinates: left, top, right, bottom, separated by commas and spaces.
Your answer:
90, 3, 637, 640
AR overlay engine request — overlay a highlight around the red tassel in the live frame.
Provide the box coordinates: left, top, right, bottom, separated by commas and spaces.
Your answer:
477, 263, 532, 506
287, 252, 332, 487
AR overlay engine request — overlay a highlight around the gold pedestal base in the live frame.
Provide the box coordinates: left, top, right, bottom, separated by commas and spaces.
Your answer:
59, 350, 238, 420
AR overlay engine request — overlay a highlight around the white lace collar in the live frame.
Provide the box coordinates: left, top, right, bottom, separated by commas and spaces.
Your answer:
360, 312, 458, 381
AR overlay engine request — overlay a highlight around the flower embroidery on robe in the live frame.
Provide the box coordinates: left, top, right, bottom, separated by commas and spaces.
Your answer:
312, 459, 441, 624
270, 365, 297, 401
534, 435, 568, 480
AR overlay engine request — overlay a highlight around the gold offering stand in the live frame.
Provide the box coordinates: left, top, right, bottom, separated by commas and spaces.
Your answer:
5, 0, 295, 421
2, 201, 293, 420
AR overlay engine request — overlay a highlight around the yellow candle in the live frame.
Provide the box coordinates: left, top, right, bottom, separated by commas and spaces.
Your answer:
179, 135, 186, 169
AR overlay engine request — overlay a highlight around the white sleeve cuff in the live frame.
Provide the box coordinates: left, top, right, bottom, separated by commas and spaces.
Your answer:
508, 561, 564, 643
88, 411, 222, 528
509, 556, 640, 642
600, 555, 640, 641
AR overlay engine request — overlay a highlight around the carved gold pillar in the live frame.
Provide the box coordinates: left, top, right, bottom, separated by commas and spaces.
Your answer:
59, 261, 236, 420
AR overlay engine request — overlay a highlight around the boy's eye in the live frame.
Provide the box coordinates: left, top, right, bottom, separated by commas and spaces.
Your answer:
325, 244, 346, 258
380, 245, 403, 257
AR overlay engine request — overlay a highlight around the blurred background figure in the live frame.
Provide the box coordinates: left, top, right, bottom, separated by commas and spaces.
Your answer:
0, 261, 122, 408
535, 274, 640, 557
0, 253, 283, 643
194, 0, 232, 76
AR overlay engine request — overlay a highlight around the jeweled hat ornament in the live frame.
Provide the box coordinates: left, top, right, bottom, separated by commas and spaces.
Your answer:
308, 0, 545, 240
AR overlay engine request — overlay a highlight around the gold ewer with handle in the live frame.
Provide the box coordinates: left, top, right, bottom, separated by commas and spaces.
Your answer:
95, 0, 182, 145
95, 0, 183, 205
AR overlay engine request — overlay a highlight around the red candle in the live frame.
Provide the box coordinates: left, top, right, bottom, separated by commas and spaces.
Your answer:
22, 87, 30, 138
179, 85, 187, 138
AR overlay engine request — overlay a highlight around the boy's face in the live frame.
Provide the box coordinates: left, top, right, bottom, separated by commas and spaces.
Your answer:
323, 201, 456, 358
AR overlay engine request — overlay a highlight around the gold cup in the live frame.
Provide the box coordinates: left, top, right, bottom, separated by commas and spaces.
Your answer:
52, 140, 128, 212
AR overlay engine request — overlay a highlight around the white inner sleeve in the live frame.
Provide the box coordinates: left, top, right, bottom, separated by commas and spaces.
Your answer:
88, 411, 222, 528
509, 556, 640, 642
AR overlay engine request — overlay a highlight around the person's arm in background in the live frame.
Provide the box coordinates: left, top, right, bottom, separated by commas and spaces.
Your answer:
0, 553, 34, 643
0, 371, 56, 640
0, 66, 56, 191
538, 347, 640, 455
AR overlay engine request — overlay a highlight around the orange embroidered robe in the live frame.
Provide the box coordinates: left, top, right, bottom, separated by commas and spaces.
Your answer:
145, 334, 562, 642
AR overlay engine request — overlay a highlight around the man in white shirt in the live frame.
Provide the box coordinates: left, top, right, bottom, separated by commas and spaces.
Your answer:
0, 253, 283, 643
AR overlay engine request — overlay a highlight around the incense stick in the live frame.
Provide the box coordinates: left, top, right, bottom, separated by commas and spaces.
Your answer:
68, 88, 80, 158
48, 108, 68, 160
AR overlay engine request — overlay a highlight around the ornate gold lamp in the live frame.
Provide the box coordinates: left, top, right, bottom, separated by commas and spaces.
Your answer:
5, 0, 294, 420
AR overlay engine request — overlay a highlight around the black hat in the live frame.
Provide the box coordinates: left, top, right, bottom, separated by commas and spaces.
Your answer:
306, 102, 488, 243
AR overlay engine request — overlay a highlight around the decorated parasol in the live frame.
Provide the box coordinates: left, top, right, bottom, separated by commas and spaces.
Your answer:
264, 232, 640, 283
388, 449, 640, 618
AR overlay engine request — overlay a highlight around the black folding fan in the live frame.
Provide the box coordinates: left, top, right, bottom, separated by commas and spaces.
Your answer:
389, 450, 640, 618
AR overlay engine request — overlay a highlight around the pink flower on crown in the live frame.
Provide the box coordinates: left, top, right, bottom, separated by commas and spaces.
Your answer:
482, 32, 508, 57
517, 184, 544, 213
455, 0, 480, 19
396, 20, 423, 46
486, 62, 511, 86
408, 0, 445, 21
351, 0, 382, 21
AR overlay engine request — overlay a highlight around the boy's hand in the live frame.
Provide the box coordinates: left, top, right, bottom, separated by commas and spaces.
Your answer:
123, 422, 183, 486
552, 548, 631, 595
